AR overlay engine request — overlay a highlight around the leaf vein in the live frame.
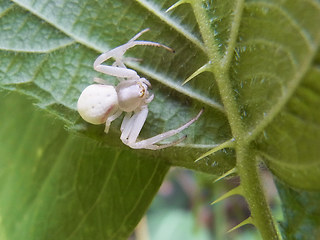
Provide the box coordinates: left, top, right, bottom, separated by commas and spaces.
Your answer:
12, 0, 216, 112
307, 0, 320, 10
129, 62, 225, 112
284, 109, 320, 131
222, 0, 245, 68
241, 71, 286, 84
0, 2, 14, 18
66, 151, 121, 240
248, 42, 320, 142
135, 0, 206, 52
247, 1, 316, 50
238, 38, 299, 68
110, 158, 165, 238
259, 151, 320, 167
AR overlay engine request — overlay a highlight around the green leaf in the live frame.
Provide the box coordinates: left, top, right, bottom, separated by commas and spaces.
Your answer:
257, 67, 320, 190
224, 1, 320, 190
0, 1, 235, 239
0, 0, 235, 174
0, 91, 169, 239
1, 0, 320, 239
170, 0, 320, 191
182, 0, 320, 238
276, 180, 320, 240
233, 0, 320, 134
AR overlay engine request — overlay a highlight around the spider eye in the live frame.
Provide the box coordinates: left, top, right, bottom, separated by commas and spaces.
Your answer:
137, 82, 146, 97
139, 89, 145, 97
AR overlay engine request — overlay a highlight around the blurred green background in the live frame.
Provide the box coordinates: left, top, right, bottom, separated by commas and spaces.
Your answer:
131, 168, 282, 240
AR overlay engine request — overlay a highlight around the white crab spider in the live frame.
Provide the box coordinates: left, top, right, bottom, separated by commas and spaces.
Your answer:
77, 29, 203, 150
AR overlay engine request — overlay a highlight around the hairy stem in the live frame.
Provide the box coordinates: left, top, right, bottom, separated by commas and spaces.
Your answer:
237, 143, 279, 239
191, 1, 280, 239
191, 1, 243, 137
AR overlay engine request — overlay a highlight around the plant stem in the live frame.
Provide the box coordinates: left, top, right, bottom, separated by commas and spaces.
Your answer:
191, 1, 281, 239
237, 143, 279, 239
191, 1, 244, 137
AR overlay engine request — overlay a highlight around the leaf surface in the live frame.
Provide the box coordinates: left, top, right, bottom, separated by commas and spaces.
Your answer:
0, 91, 169, 240
257, 67, 320, 190
1, 0, 320, 238
0, 0, 235, 174
0, 1, 234, 238
276, 180, 320, 240
192, 0, 320, 189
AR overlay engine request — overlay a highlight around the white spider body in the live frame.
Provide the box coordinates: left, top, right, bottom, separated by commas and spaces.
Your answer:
116, 78, 150, 112
77, 84, 118, 125
77, 29, 202, 150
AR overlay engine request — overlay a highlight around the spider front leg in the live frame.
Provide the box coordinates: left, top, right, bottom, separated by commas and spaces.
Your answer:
93, 45, 140, 80
95, 61, 140, 80
120, 107, 148, 146
121, 112, 133, 132
121, 108, 203, 150
93, 29, 173, 81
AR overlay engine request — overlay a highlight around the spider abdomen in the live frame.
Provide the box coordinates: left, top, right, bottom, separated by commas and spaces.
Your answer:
77, 84, 118, 124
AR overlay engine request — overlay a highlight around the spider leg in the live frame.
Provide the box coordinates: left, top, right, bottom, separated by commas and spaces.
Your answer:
140, 78, 152, 88
94, 33, 172, 69
121, 112, 132, 132
132, 41, 174, 53
104, 110, 123, 133
128, 28, 150, 42
139, 135, 187, 150
93, 46, 123, 67
120, 112, 138, 142
120, 107, 149, 146
127, 29, 174, 52
93, 29, 173, 81
94, 40, 172, 74
111, 62, 128, 81
145, 94, 154, 104
122, 57, 143, 64
94, 46, 138, 80
95, 64, 140, 80
126, 109, 203, 150
113, 60, 127, 69
93, 77, 110, 85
